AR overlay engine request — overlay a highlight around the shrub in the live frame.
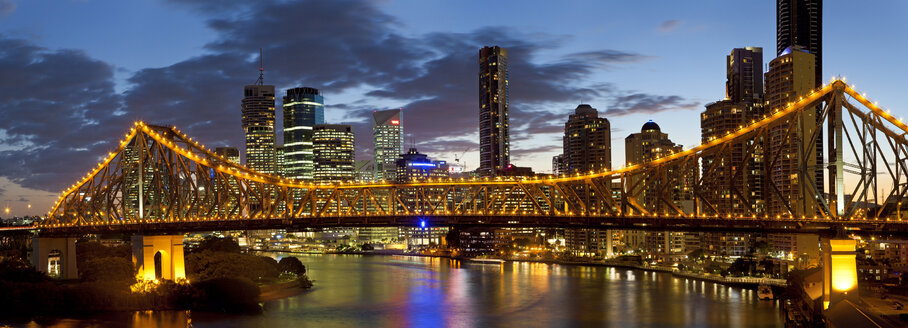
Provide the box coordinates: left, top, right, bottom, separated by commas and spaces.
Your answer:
195, 236, 241, 253
80, 257, 136, 284
0, 258, 47, 283
185, 251, 279, 282
76, 241, 131, 270
278, 257, 306, 275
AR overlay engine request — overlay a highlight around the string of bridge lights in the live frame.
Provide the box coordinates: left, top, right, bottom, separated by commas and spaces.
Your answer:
41, 78, 908, 228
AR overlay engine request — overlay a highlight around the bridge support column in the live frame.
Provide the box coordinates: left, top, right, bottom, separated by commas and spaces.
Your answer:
31, 237, 78, 279
822, 238, 858, 309
131, 235, 185, 281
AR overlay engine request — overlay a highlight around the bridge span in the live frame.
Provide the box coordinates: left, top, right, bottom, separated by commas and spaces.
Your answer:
12, 79, 905, 307
25, 79, 908, 237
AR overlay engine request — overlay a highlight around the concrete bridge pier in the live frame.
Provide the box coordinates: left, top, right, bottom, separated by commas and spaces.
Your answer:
31, 237, 79, 279
131, 235, 186, 281
822, 238, 858, 309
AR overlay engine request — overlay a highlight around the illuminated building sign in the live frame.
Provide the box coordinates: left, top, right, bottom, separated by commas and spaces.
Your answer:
408, 162, 436, 167
390, 120, 400, 125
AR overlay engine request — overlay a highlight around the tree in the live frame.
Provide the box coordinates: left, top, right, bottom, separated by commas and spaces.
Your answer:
445, 229, 461, 249
76, 241, 131, 272
750, 241, 772, 256
687, 248, 706, 261
0, 258, 46, 282
278, 257, 306, 275
196, 236, 241, 253
185, 251, 279, 282
81, 257, 135, 284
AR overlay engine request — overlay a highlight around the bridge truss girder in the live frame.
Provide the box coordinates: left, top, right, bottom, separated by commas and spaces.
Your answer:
42, 80, 908, 231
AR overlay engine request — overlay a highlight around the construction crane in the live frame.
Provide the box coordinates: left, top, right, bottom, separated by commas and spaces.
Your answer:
454, 147, 471, 172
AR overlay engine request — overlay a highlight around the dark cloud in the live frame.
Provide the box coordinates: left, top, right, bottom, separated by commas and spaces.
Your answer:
606, 93, 700, 116
0, 35, 127, 191
16, 196, 27, 202
657, 20, 683, 33
0, 0, 699, 196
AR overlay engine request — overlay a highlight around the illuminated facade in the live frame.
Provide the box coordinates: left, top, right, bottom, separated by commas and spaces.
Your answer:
283, 87, 325, 181
625, 121, 691, 257
354, 160, 374, 182
275, 145, 286, 177
479, 46, 510, 177
562, 104, 611, 173
241, 84, 277, 174
565, 228, 610, 257
701, 47, 765, 215
313, 124, 355, 183
625, 121, 690, 210
214, 147, 240, 164
778, 0, 823, 193
373, 109, 403, 182
395, 148, 449, 183
765, 47, 817, 216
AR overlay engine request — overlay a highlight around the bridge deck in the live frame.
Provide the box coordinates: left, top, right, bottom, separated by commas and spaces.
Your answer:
28, 215, 908, 237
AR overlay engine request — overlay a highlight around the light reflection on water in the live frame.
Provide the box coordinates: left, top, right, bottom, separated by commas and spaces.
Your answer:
23, 254, 783, 327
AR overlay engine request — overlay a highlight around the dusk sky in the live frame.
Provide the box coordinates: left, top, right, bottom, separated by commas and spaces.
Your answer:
1, 0, 907, 215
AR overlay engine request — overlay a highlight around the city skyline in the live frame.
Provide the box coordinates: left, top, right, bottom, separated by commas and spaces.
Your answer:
1, 0, 907, 215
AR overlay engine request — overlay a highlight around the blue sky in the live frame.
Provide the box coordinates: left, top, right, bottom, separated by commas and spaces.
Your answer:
0, 0, 906, 215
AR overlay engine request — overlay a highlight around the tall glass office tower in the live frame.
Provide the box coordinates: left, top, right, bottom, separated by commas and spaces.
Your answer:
373, 109, 403, 182
283, 87, 324, 181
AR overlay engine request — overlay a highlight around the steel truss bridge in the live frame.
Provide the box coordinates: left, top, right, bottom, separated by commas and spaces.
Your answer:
36, 80, 908, 236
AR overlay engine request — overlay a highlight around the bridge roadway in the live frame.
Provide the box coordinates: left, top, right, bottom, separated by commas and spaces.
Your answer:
19, 215, 908, 237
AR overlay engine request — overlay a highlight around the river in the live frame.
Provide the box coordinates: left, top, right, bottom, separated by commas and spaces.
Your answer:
22, 254, 783, 327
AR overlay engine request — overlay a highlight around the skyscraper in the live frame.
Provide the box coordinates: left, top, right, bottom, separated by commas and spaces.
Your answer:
283, 87, 325, 181
726, 47, 764, 104
313, 124, 355, 183
241, 82, 276, 174
765, 46, 817, 216
214, 147, 240, 164
777, 0, 821, 85
778, 0, 823, 192
625, 121, 689, 210
275, 145, 286, 177
479, 46, 510, 177
373, 109, 403, 182
701, 47, 765, 214
625, 121, 691, 258
562, 104, 611, 174
395, 148, 449, 183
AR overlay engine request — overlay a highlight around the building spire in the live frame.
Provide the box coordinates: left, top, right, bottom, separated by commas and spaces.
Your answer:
255, 48, 264, 86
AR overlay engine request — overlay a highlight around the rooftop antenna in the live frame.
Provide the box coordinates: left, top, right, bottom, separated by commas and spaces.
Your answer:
255, 48, 264, 86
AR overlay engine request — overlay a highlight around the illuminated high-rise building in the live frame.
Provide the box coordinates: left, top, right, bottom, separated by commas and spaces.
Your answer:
283, 87, 325, 181
214, 147, 240, 164
275, 145, 286, 177
241, 83, 276, 174
478, 46, 510, 177
777, 0, 821, 88
395, 148, 449, 183
778, 0, 823, 192
701, 47, 765, 214
562, 104, 611, 173
765, 46, 817, 216
313, 124, 355, 183
625, 121, 691, 257
726, 47, 764, 103
373, 109, 403, 181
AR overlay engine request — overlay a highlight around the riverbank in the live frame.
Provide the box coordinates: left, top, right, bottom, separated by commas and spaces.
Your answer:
259, 278, 311, 302
263, 249, 787, 289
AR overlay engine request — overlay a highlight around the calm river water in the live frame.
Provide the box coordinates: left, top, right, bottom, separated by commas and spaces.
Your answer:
22, 254, 783, 327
